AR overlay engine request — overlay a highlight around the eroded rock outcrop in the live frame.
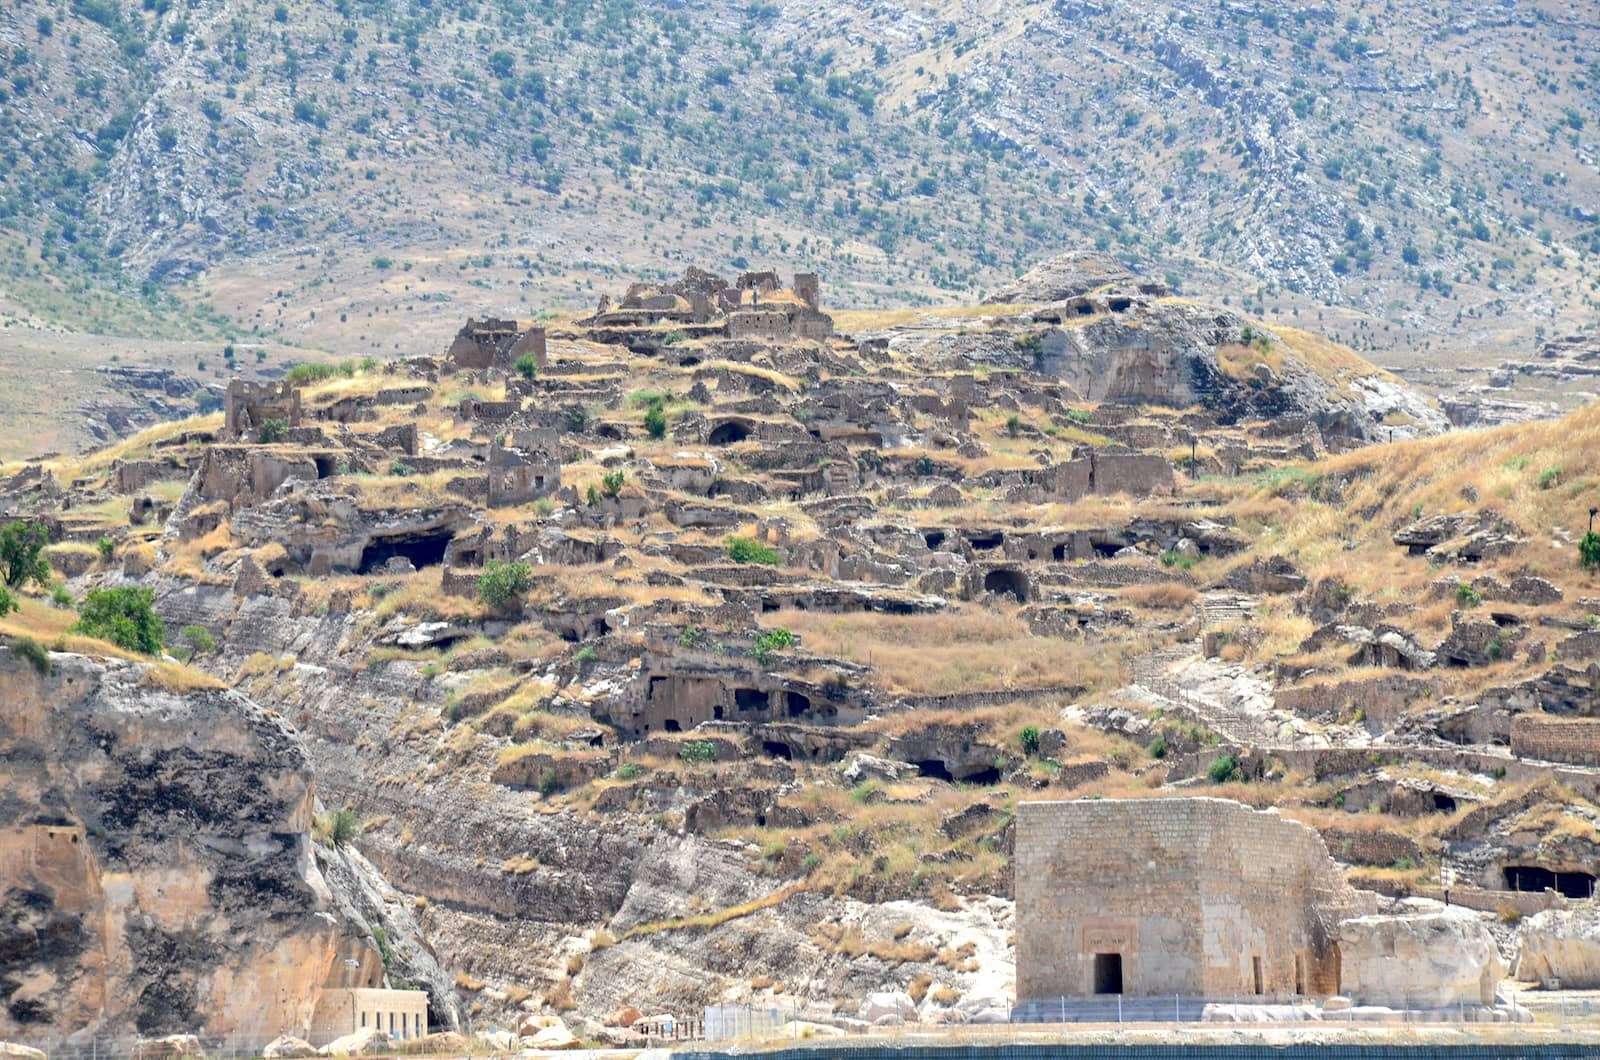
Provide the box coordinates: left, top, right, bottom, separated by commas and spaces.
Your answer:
0, 646, 337, 1043
1516, 906, 1600, 988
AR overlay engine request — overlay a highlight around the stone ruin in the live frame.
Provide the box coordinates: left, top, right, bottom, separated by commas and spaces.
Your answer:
1015, 797, 1514, 1015
224, 379, 302, 440
588, 266, 834, 341
448, 318, 548, 372
487, 428, 561, 508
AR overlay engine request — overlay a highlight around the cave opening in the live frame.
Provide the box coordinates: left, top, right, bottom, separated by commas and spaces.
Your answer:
762, 740, 793, 760
983, 568, 1028, 602
735, 688, 768, 712
967, 532, 1003, 551
916, 759, 954, 782
1504, 865, 1597, 898
357, 528, 454, 574
786, 691, 812, 717
709, 421, 751, 445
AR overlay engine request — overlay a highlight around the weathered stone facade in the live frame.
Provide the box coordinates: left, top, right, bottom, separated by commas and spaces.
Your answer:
224, 380, 302, 439
447, 319, 546, 371
1015, 797, 1373, 1001
308, 988, 429, 1045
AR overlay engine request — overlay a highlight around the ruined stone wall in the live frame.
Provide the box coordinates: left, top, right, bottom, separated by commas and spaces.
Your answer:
726, 310, 794, 340
1510, 714, 1600, 766
1016, 798, 1372, 1001
1090, 451, 1175, 497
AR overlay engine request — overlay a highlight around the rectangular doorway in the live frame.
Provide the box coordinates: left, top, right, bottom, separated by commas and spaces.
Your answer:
1252, 955, 1264, 995
1294, 952, 1305, 996
1093, 952, 1123, 994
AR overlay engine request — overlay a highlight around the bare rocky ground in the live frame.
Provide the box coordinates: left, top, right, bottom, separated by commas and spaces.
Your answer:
9, 256, 1600, 1049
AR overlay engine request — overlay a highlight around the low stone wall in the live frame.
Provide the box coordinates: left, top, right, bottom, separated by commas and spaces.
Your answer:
1510, 714, 1600, 766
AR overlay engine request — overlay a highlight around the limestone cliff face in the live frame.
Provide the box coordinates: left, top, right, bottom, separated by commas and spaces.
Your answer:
0, 647, 340, 1044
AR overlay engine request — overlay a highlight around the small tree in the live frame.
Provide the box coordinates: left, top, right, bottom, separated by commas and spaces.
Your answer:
257, 418, 288, 443
1019, 725, 1041, 756
1, 522, 50, 588
601, 470, 625, 498
97, 537, 115, 560
643, 403, 668, 439
478, 560, 533, 611
726, 536, 780, 565
1582, 531, 1600, 571
330, 809, 360, 845
180, 624, 217, 656
751, 627, 795, 666
72, 587, 165, 655
515, 352, 539, 380
0, 585, 17, 618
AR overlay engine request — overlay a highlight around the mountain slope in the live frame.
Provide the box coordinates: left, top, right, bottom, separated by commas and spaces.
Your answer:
2, 0, 1598, 364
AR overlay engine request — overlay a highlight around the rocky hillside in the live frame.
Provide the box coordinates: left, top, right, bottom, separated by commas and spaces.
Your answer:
0, 642, 455, 1045
8, 270, 1600, 1043
2, 0, 1598, 365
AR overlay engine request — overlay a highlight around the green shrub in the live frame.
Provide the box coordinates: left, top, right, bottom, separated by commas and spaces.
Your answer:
330, 809, 360, 846
0, 586, 16, 618
615, 763, 644, 780
257, 418, 288, 443
1582, 531, 1600, 571
643, 404, 668, 439
677, 625, 705, 649
1159, 549, 1198, 570
1147, 734, 1169, 759
726, 536, 781, 565
515, 353, 539, 380
679, 740, 718, 764
387, 460, 414, 477
179, 624, 217, 656
1, 522, 50, 588
751, 627, 795, 666
478, 560, 533, 611
12, 635, 51, 676
662, 330, 687, 346
72, 587, 164, 655
50, 584, 74, 608
1019, 725, 1041, 756
1537, 466, 1564, 490
96, 537, 115, 560
284, 362, 342, 386
601, 470, 625, 498
539, 768, 559, 797
1206, 754, 1242, 783
1455, 582, 1482, 607
585, 484, 601, 507
574, 644, 598, 663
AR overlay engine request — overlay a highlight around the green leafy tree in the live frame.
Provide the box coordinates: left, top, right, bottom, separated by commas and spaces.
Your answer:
477, 560, 533, 611
1, 522, 51, 589
515, 353, 539, 380
72, 587, 165, 655
601, 470, 625, 498
726, 536, 781, 565
180, 624, 218, 655
1019, 725, 1041, 755
1582, 531, 1600, 571
0, 585, 17, 618
257, 418, 288, 443
643, 403, 668, 439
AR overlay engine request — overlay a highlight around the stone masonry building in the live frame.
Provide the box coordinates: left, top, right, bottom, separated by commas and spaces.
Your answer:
1016, 797, 1374, 1002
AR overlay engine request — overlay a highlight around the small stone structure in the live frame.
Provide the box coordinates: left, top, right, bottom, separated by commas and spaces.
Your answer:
308, 987, 429, 1045
588, 266, 833, 341
1015, 797, 1373, 1001
447, 318, 547, 372
224, 380, 302, 439
487, 429, 561, 508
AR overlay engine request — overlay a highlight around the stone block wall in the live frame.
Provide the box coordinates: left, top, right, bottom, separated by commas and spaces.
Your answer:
308, 987, 429, 1045
1016, 797, 1372, 1002
1510, 714, 1600, 765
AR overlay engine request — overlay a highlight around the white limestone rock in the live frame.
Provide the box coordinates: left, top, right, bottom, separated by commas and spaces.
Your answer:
317, 1028, 390, 1057
1339, 906, 1504, 1008
1516, 905, 1600, 988
262, 1035, 317, 1059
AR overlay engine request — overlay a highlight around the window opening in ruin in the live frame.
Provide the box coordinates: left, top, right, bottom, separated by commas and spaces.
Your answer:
1504, 865, 1596, 898
1093, 953, 1123, 995
709, 421, 751, 445
360, 1013, 367, 1029
1108, 297, 1132, 312
1052, 542, 1069, 561
1433, 793, 1457, 813
1091, 540, 1123, 558
713, 706, 724, 720
983, 569, 1028, 602
357, 528, 454, 574
786, 691, 812, 717
735, 688, 768, 712
1252, 955, 1264, 995
314, 455, 338, 479
1076, 303, 1094, 316
967, 532, 1002, 550
663, 719, 682, 733
916, 759, 955, 783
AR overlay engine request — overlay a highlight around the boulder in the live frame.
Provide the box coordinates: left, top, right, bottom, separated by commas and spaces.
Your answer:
841, 754, 911, 786
1, 1046, 47, 1060
1516, 906, 1600, 988
318, 1028, 390, 1057
262, 1036, 317, 1059
133, 1038, 205, 1060
531, 1025, 580, 1050
859, 990, 916, 1022
1339, 906, 1505, 1008
516, 1013, 565, 1036
609, 1006, 643, 1028
776, 1020, 845, 1038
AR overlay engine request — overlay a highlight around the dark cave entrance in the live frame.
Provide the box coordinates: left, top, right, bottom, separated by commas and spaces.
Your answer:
709, 421, 751, 445
983, 569, 1028, 602
357, 528, 454, 574
1504, 865, 1597, 898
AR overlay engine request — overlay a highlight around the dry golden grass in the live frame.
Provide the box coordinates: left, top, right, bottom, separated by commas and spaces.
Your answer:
770, 607, 1143, 695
